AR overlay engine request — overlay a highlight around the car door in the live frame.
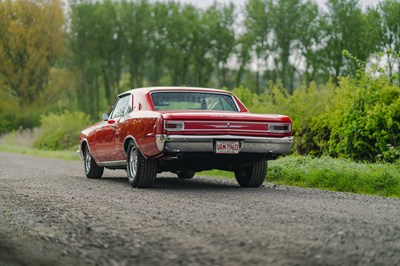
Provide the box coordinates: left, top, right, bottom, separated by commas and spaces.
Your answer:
96, 95, 130, 162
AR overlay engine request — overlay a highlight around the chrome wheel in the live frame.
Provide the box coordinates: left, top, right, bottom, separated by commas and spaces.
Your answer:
126, 141, 157, 188
128, 146, 138, 181
85, 149, 91, 174
83, 145, 104, 179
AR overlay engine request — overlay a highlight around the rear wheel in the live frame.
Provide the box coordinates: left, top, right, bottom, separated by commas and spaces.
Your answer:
84, 146, 104, 179
127, 141, 157, 188
177, 170, 195, 179
235, 160, 267, 187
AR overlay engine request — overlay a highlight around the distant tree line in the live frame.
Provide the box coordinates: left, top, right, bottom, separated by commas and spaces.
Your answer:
1, 0, 400, 123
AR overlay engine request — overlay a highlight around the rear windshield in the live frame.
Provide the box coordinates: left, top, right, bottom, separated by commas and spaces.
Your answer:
151, 92, 238, 112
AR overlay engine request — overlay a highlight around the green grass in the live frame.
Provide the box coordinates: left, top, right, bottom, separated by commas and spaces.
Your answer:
201, 156, 400, 198
0, 145, 79, 161
200, 169, 234, 178
268, 156, 400, 198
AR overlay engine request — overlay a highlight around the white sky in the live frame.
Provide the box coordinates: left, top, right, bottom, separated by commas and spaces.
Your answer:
170, 0, 379, 10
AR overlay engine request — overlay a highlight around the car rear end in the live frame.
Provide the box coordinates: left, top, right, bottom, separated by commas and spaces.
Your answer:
149, 89, 293, 173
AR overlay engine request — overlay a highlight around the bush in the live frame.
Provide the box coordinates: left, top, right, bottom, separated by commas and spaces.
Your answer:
231, 68, 400, 162
325, 74, 400, 162
0, 89, 41, 134
34, 111, 91, 150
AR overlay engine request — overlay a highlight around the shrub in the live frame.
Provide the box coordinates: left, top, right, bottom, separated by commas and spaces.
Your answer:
326, 74, 400, 162
232, 68, 400, 162
34, 111, 91, 150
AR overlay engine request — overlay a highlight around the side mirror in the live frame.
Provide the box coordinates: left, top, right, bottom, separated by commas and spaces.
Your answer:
102, 113, 109, 121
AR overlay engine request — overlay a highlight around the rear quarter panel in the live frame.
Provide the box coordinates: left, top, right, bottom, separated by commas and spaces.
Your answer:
117, 111, 163, 159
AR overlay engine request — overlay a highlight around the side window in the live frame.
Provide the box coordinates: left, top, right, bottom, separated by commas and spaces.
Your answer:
124, 95, 133, 114
110, 95, 130, 119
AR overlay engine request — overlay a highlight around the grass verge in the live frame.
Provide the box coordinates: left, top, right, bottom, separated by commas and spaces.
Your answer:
268, 156, 400, 198
0, 145, 79, 161
202, 156, 400, 198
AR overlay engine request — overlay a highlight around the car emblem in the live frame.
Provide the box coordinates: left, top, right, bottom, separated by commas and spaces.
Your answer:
227, 122, 230, 128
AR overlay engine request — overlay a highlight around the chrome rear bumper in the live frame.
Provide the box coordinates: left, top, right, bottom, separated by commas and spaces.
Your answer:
164, 135, 293, 154
77, 149, 84, 160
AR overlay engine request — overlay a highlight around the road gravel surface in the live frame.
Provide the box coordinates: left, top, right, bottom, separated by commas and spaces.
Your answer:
0, 152, 399, 266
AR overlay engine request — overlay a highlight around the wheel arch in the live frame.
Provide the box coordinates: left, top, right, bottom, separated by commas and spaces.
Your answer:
80, 139, 89, 155
123, 136, 144, 157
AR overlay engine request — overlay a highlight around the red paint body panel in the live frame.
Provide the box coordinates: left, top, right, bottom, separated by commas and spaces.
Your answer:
79, 87, 293, 164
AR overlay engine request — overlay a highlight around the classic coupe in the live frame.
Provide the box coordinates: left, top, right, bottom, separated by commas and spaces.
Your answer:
78, 87, 293, 188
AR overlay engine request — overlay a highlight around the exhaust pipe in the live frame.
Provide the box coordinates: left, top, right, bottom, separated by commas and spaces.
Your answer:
163, 153, 184, 161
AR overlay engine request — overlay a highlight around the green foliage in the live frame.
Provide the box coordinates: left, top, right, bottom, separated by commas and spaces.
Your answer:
34, 111, 91, 151
0, 145, 78, 161
0, 88, 41, 133
0, 0, 65, 105
327, 74, 400, 162
231, 57, 400, 162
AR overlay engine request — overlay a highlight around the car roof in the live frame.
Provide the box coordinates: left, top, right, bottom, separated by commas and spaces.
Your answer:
119, 86, 232, 97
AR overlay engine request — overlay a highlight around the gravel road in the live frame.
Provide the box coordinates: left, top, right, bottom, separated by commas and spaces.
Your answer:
0, 152, 399, 266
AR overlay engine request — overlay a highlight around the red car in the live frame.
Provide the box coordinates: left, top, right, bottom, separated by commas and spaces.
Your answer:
78, 87, 293, 188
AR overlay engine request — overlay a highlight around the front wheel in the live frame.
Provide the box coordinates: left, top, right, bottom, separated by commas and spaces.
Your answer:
234, 160, 267, 187
84, 146, 104, 179
127, 141, 157, 188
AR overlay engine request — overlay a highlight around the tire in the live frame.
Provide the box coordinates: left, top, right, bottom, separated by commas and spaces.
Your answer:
235, 160, 267, 187
84, 146, 104, 179
177, 170, 195, 179
126, 141, 157, 188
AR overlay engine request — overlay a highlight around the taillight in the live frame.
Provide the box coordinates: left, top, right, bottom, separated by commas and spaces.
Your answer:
164, 121, 185, 131
268, 123, 291, 133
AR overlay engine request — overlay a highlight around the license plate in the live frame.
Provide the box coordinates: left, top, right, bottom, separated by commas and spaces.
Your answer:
215, 141, 240, 154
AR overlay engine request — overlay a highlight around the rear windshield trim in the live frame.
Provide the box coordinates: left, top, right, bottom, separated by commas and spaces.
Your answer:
150, 91, 240, 112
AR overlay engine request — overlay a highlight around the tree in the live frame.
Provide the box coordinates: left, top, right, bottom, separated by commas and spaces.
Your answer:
190, 8, 214, 87
243, 0, 270, 94
69, 1, 103, 117
268, 0, 302, 92
95, 0, 124, 101
379, 0, 400, 84
147, 2, 170, 85
325, 0, 381, 82
120, 0, 152, 89
296, 1, 329, 86
204, 3, 236, 88
0, 0, 64, 106
164, 3, 197, 86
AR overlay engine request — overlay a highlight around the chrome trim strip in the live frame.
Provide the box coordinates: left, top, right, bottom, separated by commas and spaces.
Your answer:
184, 120, 269, 125
213, 125, 243, 128
149, 91, 241, 112
78, 139, 90, 161
177, 120, 270, 132
97, 160, 126, 167
268, 123, 292, 134
164, 120, 185, 131
77, 149, 84, 161
165, 135, 293, 141
164, 135, 293, 154
173, 129, 269, 133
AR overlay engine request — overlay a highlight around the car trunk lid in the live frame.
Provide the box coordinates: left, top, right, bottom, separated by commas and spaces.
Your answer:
161, 111, 292, 137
